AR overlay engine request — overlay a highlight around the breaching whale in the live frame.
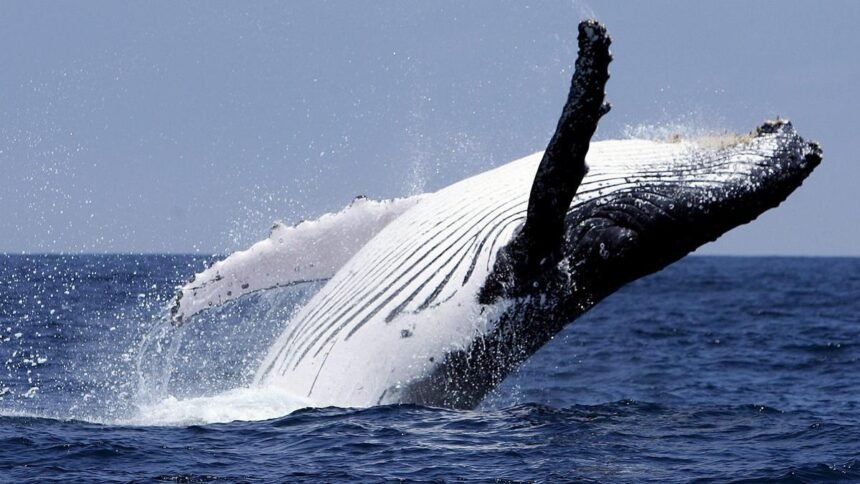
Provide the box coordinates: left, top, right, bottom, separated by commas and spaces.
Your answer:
169, 21, 820, 409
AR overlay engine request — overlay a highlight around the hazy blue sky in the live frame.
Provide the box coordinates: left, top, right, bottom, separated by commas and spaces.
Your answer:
1, 1, 857, 255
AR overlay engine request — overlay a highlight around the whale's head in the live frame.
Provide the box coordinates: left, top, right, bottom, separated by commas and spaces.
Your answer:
562, 120, 821, 302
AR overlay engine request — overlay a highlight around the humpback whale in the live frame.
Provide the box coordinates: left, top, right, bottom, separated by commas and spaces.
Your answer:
169, 21, 820, 409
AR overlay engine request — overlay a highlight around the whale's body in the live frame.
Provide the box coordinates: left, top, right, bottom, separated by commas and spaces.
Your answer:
173, 123, 820, 409
169, 21, 820, 409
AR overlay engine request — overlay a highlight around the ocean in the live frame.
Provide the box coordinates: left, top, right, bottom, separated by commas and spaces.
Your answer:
0, 254, 857, 482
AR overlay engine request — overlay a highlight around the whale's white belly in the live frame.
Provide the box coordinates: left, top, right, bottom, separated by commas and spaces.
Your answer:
255, 139, 699, 407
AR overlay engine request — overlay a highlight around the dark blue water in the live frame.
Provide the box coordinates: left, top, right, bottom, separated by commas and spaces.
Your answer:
1, 255, 858, 482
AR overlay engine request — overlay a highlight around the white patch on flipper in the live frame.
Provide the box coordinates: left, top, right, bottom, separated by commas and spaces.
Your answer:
170, 195, 426, 323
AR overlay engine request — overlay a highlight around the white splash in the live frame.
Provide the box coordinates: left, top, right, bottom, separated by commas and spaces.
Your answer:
126, 386, 315, 426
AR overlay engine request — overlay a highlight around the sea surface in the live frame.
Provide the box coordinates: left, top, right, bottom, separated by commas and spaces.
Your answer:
0, 254, 858, 482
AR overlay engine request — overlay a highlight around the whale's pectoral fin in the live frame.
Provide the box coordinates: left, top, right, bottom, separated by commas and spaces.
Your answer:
169, 194, 426, 324
480, 20, 612, 303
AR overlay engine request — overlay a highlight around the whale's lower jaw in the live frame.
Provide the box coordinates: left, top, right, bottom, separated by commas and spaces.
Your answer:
394, 121, 822, 409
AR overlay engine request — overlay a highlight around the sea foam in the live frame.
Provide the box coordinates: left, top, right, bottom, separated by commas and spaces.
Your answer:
127, 385, 315, 426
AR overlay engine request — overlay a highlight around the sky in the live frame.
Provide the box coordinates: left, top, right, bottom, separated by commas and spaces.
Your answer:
1, 1, 857, 255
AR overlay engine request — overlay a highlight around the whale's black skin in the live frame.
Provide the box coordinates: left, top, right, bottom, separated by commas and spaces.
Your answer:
392, 21, 822, 409
398, 120, 821, 409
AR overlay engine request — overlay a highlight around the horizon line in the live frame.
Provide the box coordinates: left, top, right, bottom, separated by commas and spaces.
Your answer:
1, 252, 858, 259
